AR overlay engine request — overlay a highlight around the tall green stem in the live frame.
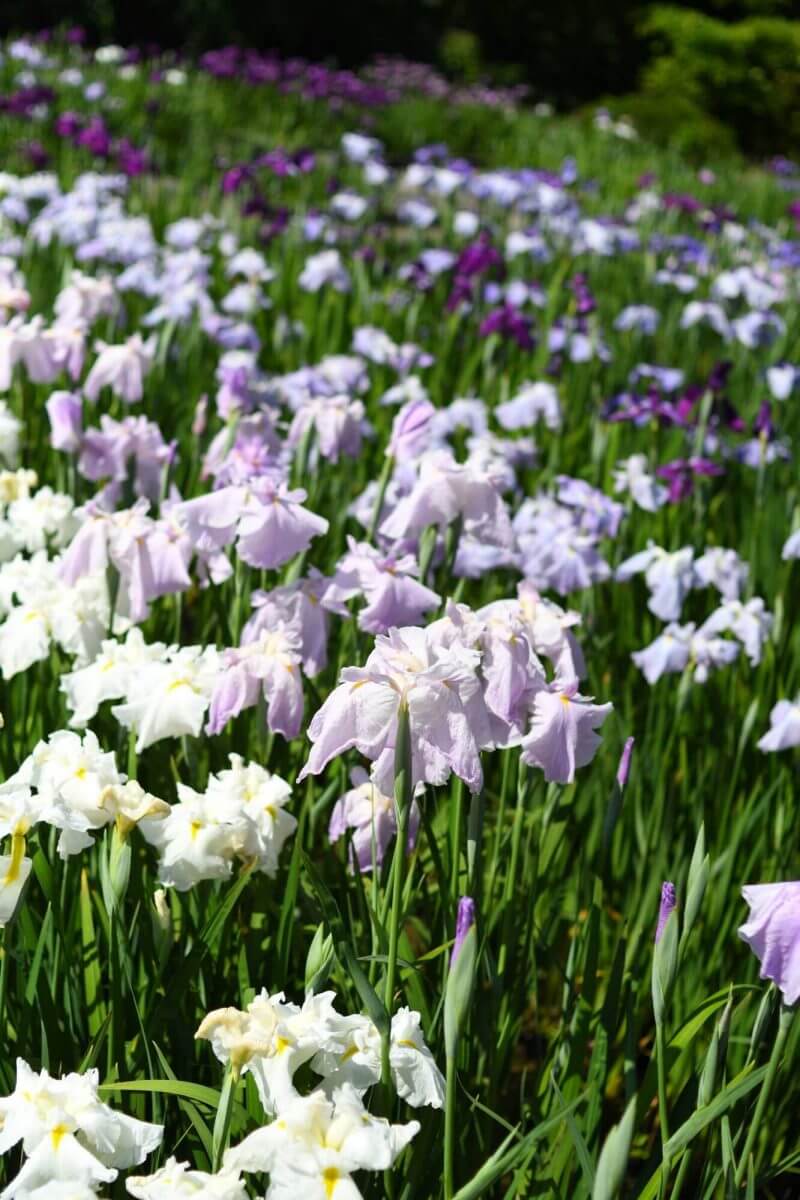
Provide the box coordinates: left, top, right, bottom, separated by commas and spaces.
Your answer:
212, 1063, 239, 1171
656, 1022, 671, 1197
444, 1056, 458, 1199
368, 454, 394, 543
381, 701, 412, 1089
734, 1004, 795, 1187
450, 777, 464, 905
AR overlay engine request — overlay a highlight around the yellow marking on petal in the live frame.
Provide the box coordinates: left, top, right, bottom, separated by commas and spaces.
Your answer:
560, 694, 571, 706
3, 832, 26, 886
189, 820, 203, 841
167, 677, 197, 693
322, 1167, 339, 1197
340, 1043, 359, 1063
274, 1035, 291, 1054
50, 1123, 69, 1150
396, 1038, 419, 1050
74, 766, 87, 779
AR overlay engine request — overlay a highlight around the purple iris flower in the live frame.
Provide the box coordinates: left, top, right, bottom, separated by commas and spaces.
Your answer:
479, 304, 534, 350
54, 111, 82, 138
222, 166, 251, 195
76, 117, 112, 157
571, 273, 596, 316
656, 457, 724, 503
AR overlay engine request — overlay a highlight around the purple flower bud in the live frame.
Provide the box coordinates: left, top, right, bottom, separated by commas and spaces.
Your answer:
655, 882, 677, 944
192, 396, 208, 437
616, 737, 635, 789
451, 896, 476, 966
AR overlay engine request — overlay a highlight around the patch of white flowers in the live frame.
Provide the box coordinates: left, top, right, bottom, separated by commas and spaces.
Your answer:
0, 729, 168, 926
60, 630, 224, 751
186, 983, 439, 1199
0, 1059, 162, 1198
140, 755, 296, 890
0, 737, 296, 924
0, 984, 435, 1197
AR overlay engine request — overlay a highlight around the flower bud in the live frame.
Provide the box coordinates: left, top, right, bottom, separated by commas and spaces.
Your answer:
616, 737, 635, 789
652, 882, 679, 1026
305, 922, 335, 995
151, 887, 172, 968
102, 823, 131, 916
451, 896, 476, 967
445, 896, 477, 1060
655, 881, 676, 944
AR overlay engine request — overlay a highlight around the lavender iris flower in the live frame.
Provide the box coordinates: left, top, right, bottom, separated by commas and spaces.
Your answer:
299, 624, 493, 796
46, 390, 83, 452
243, 572, 346, 678
84, 334, 156, 405
207, 627, 304, 740
331, 540, 440, 635
328, 766, 420, 873
739, 883, 800, 1004
177, 479, 329, 571
757, 699, 800, 753
379, 451, 514, 550
520, 680, 612, 784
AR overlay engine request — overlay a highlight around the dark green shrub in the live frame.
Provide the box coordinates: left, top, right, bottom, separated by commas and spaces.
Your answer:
640, 6, 800, 154
439, 28, 484, 83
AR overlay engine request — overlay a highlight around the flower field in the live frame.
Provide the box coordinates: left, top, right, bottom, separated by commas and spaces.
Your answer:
0, 31, 799, 1200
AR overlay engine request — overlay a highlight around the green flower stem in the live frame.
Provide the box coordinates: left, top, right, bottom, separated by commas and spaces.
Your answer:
212, 1062, 239, 1171
734, 1004, 795, 1187
381, 700, 412, 1089
450, 776, 464, 905
367, 453, 394, 543
656, 1022, 671, 1196
444, 1053, 458, 1199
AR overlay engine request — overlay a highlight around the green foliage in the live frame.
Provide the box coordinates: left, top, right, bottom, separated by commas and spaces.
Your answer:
439, 28, 483, 84
638, 5, 800, 155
